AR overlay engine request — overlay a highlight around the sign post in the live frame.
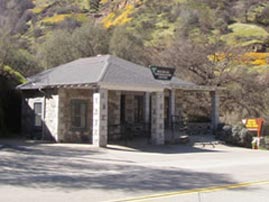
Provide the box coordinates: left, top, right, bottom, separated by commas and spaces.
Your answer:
150, 65, 175, 81
243, 118, 264, 149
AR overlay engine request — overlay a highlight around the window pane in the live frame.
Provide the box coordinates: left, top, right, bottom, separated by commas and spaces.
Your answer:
34, 103, 42, 114
34, 102, 42, 127
80, 103, 86, 128
35, 115, 42, 127
71, 100, 87, 129
74, 103, 81, 115
73, 117, 81, 128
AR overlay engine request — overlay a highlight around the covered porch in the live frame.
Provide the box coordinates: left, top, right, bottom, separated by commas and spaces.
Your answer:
92, 82, 220, 147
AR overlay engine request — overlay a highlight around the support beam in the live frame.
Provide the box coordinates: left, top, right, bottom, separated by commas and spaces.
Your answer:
211, 91, 219, 134
92, 89, 108, 147
151, 92, 165, 145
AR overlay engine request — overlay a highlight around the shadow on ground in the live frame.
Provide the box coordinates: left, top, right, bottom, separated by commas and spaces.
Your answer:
0, 142, 249, 193
107, 135, 223, 154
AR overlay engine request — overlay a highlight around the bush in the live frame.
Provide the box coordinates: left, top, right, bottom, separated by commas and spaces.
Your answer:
217, 123, 254, 148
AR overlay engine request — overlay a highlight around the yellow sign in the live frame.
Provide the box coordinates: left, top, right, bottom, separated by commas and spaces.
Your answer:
245, 119, 259, 129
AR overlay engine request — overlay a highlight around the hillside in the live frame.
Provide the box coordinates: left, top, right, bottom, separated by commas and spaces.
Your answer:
1, 0, 269, 71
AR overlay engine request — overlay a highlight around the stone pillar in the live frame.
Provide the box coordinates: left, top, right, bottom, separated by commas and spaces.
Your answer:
144, 92, 150, 123
92, 89, 108, 147
151, 92, 165, 145
210, 91, 219, 134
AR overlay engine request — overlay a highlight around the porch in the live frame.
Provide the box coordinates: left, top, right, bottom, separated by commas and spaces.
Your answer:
56, 85, 219, 147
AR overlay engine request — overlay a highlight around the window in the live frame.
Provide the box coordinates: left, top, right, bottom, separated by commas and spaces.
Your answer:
134, 96, 144, 122
34, 102, 42, 127
71, 100, 87, 129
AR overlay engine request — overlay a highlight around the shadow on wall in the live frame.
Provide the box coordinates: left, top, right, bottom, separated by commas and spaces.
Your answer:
0, 144, 251, 192
21, 98, 56, 142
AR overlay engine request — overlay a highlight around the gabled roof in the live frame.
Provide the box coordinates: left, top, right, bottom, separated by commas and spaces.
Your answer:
17, 54, 216, 91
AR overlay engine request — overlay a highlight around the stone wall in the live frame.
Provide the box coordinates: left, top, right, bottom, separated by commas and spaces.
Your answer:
21, 91, 43, 139
44, 93, 59, 141
187, 122, 211, 135
58, 88, 93, 143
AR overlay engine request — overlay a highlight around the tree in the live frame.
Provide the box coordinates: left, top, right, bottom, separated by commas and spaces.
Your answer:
109, 26, 148, 65
155, 33, 269, 123
89, 0, 101, 12
38, 22, 109, 68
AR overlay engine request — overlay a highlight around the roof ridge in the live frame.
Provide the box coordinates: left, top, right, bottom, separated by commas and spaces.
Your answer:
96, 54, 111, 83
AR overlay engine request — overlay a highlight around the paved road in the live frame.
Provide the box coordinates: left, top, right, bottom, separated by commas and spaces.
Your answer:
0, 139, 269, 202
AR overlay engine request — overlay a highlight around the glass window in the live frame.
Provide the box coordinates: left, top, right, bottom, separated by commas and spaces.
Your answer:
71, 100, 87, 129
34, 102, 42, 127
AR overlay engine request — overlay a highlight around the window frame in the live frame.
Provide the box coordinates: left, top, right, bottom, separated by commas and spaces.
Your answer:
70, 99, 88, 130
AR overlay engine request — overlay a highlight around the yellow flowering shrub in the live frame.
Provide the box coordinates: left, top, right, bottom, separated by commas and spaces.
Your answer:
209, 52, 269, 66
241, 52, 269, 65
42, 14, 70, 25
102, 5, 134, 28
101, 0, 109, 4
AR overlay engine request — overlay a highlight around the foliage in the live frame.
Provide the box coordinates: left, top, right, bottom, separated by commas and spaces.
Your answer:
38, 22, 109, 68
102, 5, 134, 28
109, 26, 147, 65
222, 23, 269, 46
41, 14, 71, 25
217, 123, 254, 148
210, 52, 269, 67
41, 14, 88, 26
2, 66, 26, 84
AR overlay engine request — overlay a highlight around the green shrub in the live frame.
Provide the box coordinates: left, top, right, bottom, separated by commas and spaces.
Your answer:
217, 123, 254, 148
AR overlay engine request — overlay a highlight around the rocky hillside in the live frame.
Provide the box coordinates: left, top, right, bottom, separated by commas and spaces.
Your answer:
1, 0, 269, 75
3, 0, 269, 47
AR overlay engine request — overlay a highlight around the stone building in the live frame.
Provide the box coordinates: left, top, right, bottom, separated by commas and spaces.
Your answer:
17, 55, 219, 147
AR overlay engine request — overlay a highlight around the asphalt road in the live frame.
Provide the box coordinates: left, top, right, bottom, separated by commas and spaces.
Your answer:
0, 139, 269, 202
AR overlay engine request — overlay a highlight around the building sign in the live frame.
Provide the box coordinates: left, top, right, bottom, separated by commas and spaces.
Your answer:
150, 65, 175, 81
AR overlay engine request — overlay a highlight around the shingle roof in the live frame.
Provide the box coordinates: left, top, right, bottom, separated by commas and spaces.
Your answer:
17, 54, 215, 91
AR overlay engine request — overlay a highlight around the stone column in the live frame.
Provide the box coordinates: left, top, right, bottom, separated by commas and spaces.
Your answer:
169, 89, 176, 127
92, 88, 108, 147
151, 92, 165, 145
144, 92, 150, 123
210, 91, 219, 134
